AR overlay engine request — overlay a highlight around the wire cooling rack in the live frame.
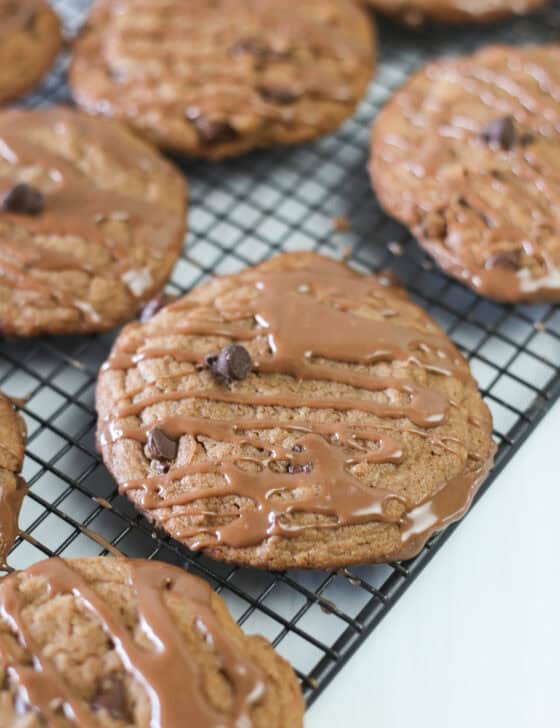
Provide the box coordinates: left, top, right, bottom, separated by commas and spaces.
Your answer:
5, 0, 560, 708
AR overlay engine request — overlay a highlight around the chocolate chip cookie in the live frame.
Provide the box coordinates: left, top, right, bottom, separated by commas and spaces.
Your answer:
0, 0, 62, 104
370, 45, 560, 302
96, 252, 495, 570
0, 394, 26, 567
0, 557, 304, 726
0, 106, 187, 337
362, 0, 547, 26
69, 0, 375, 159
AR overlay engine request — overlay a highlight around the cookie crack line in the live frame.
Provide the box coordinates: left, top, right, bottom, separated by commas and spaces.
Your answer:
97, 253, 495, 566
0, 558, 267, 727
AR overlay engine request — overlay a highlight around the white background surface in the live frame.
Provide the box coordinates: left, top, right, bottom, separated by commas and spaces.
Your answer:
308, 401, 560, 728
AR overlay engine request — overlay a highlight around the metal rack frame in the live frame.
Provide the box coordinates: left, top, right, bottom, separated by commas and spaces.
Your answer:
5, 0, 560, 707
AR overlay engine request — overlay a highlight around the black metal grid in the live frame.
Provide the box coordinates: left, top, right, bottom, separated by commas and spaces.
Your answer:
5, 0, 560, 709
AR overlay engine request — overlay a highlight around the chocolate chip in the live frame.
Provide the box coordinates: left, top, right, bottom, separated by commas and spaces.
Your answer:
0, 183, 43, 215
139, 293, 176, 322
520, 132, 536, 146
146, 427, 178, 463
421, 212, 447, 240
292, 444, 304, 453
258, 85, 300, 104
479, 116, 516, 151
91, 677, 129, 720
205, 344, 252, 383
186, 109, 236, 144
485, 250, 521, 271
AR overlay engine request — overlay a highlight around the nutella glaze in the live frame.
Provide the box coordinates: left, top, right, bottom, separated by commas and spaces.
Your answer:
0, 558, 270, 726
370, 45, 560, 303
97, 253, 495, 567
0, 107, 186, 336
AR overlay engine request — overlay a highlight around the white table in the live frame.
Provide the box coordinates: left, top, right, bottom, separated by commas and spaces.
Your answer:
308, 401, 560, 727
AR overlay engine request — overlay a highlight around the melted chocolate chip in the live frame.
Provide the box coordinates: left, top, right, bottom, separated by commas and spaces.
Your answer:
146, 427, 178, 463
0, 183, 43, 215
205, 344, 252, 383
91, 677, 129, 720
139, 293, 176, 322
186, 109, 237, 144
292, 444, 304, 453
485, 250, 521, 271
258, 85, 300, 104
479, 116, 516, 151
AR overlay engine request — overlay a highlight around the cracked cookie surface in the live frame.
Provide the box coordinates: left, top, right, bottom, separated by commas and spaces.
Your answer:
0, 0, 62, 104
0, 106, 187, 336
70, 0, 375, 159
0, 557, 303, 727
370, 45, 560, 302
96, 252, 494, 570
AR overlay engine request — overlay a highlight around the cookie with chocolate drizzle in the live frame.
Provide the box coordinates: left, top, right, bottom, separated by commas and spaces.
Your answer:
370, 45, 560, 303
361, 0, 547, 26
0, 0, 62, 104
0, 107, 187, 336
0, 394, 26, 569
0, 557, 303, 726
69, 0, 375, 159
97, 252, 494, 569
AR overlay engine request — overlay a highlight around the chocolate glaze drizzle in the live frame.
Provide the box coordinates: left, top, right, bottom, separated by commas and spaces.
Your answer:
0, 558, 266, 726
99, 254, 494, 561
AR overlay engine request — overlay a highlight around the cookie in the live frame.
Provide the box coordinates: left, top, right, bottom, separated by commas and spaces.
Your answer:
362, 0, 547, 25
370, 45, 560, 303
0, 0, 63, 104
0, 557, 304, 726
0, 394, 26, 566
69, 0, 375, 159
0, 106, 188, 337
96, 252, 495, 570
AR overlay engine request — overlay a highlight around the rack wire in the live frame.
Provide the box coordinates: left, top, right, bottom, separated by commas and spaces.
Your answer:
6, 0, 560, 708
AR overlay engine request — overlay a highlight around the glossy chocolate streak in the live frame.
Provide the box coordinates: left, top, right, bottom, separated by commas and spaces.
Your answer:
101, 257, 492, 552
0, 559, 265, 726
